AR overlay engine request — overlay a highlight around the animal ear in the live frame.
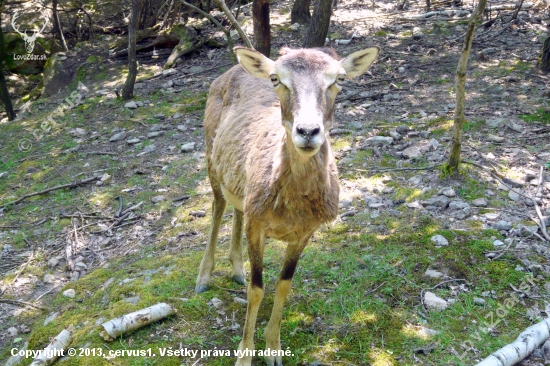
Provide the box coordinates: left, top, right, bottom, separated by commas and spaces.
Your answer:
340, 47, 380, 78
234, 47, 275, 79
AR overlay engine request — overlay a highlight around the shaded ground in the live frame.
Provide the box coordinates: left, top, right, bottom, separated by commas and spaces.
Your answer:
1, 0, 550, 365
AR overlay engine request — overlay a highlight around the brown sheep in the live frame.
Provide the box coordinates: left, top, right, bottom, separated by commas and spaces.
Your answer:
195, 46, 379, 366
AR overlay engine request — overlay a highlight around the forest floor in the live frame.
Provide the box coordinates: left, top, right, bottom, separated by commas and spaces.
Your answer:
1, 0, 550, 365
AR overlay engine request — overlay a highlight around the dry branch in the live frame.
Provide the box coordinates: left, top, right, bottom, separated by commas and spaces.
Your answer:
100, 303, 176, 341
0, 298, 47, 310
475, 318, 550, 366
0, 177, 100, 209
212, 0, 253, 48
29, 329, 71, 366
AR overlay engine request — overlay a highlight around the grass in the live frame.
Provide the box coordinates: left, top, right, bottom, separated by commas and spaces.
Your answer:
519, 106, 550, 125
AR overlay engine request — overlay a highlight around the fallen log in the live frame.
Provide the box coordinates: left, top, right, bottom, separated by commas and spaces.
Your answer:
29, 329, 71, 366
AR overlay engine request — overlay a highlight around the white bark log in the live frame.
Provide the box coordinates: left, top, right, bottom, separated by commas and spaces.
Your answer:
5, 341, 28, 366
29, 329, 71, 366
100, 302, 176, 341
475, 317, 550, 366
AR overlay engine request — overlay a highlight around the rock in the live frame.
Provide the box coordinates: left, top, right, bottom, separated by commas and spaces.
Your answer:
123, 296, 140, 305
70, 128, 87, 137
173, 112, 184, 119
48, 258, 60, 268
43, 274, 56, 284
408, 175, 423, 186
494, 220, 512, 231
177, 125, 188, 132
421, 196, 450, 208
162, 80, 174, 88
124, 101, 138, 109
75, 262, 87, 270
508, 191, 521, 201
63, 289, 76, 298
364, 136, 393, 146
402, 146, 422, 159
431, 234, 449, 247
472, 198, 488, 207
486, 118, 505, 128
154, 113, 166, 119
19, 325, 30, 334
424, 292, 448, 311
424, 269, 444, 278
209, 297, 223, 309
127, 138, 141, 144
147, 131, 164, 138
493, 240, 505, 247
152, 195, 166, 203
190, 210, 206, 217
487, 134, 505, 143
389, 131, 402, 140
137, 144, 156, 156
7, 326, 19, 337
448, 200, 471, 220
44, 312, 59, 326
396, 125, 409, 134
507, 121, 523, 133
290, 23, 300, 31
233, 297, 247, 305
109, 132, 127, 142
439, 187, 456, 197
0, 171, 8, 179
181, 142, 196, 153
42, 53, 70, 97
162, 68, 178, 76
473, 297, 487, 306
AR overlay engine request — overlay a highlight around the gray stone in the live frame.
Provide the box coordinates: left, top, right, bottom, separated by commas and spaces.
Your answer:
173, 112, 184, 119
402, 146, 422, 159
424, 291, 448, 311
124, 101, 138, 109
154, 113, 166, 119
472, 198, 488, 207
421, 195, 450, 208
127, 138, 141, 144
439, 187, 456, 197
109, 132, 127, 142
508, 191, 521, 201
431, 234, 449, 247
408, 175, 423, 186
181, 142, 196, 153
48, 258, 59, 268
0, 171, 8, 179
424, 269, 444, 278
364, 136, 393, 146
494, 220, 512, 231
71, 128, 87, 137
63, 289, 76, 298
396, 125, 409, 134
448, 200, 471, 219
162, 68, 178, 76
152, 196, 166, 203
147, 131, 164, 138
233, 297, 247, 305
42, 53, 71, 97
389, 131, 402, 140
177, 125, 188, 132
7, 326, 19, 337
493, 240, 505, 247
473, 297, 487, 306
487, 134, 505, 143
43, 274, 56, 284
486, 118, 505, 128
123, 296, 140, 305
44, 312, 59, 326
209, 297, 223, 309
137, 144, 156, 156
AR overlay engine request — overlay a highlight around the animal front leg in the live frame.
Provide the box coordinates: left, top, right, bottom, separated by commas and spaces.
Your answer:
263, 239, 309, 366
236, 221, 265, 366
229, 208, 246, 286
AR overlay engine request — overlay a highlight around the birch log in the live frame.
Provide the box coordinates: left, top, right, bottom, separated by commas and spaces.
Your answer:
29, 329, 71, 366
100, 302, 175, 341
475, 317, 550, 366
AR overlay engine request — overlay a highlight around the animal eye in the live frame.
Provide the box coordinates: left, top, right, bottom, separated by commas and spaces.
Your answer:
336, 75, 346, 85
270, 75, 280, 87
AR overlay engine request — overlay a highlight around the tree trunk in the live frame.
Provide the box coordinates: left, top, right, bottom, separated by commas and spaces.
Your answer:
0, 8, 16, 121
52, 0, 68, 51
122, 0, 138, 100
446, 0, 487, 173
291, 0, 311, 24
253, 0, 270, 57
139, 0, 162, 29
539, 37, 550, 72
302, 0, 332, 47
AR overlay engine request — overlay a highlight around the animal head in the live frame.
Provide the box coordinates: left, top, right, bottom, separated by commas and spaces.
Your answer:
11, 11, 49, 54
235, 46, 379, 157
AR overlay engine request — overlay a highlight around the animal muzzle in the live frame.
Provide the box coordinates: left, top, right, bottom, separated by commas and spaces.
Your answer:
292, 122, 325, 155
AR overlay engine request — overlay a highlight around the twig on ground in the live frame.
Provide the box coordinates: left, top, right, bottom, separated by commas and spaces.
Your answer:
34, 284, 61, 303
0, 177, 100, 209
357, 164, 442, 173
0, 298, 47, 310
115, 196, 124, 218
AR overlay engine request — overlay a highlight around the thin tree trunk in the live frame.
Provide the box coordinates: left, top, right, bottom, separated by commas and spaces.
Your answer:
539, 37, 550, 72
253, 0, 270, 56
0, 7, 16, 121
122, 0, 138, 100
446, 0, 487, 172
52, 0, 68, 51
291, 0, 311, 24
302, 0, 332, 47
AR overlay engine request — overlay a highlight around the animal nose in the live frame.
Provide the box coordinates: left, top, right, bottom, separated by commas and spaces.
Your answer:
296, 125, 320, 140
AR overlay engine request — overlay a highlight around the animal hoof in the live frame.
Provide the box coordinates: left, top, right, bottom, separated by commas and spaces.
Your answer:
232, 275, 246, 286
195, 284, 209, 293
264, 356, 283, 366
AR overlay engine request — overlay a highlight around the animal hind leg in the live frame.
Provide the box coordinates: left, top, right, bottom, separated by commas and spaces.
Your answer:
229, 208, 246, 286
195, 179, 226, 293
235, 220, 265, 366
263, 238, 309, 366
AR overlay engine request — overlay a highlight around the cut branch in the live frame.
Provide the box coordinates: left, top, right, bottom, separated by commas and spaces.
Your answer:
475, 317, 550, 366
212, 0, 253, 48
29, 329, 71, 366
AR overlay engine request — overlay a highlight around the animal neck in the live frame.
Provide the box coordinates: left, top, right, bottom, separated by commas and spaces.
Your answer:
282, 132, 331, 183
